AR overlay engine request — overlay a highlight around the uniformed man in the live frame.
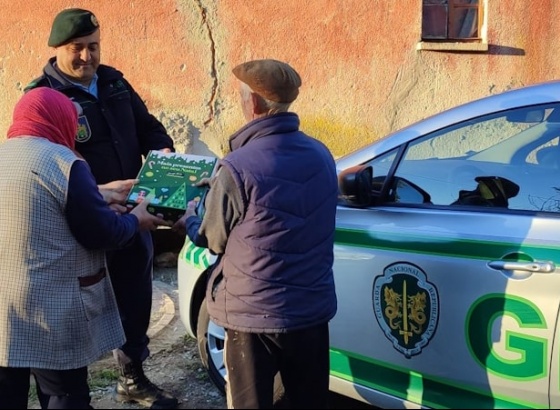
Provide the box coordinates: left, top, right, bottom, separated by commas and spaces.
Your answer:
26, 8, 178, 409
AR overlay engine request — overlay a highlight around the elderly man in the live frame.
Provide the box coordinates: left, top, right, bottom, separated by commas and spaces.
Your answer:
26, 8, 177, 409
174, 59, 339, 409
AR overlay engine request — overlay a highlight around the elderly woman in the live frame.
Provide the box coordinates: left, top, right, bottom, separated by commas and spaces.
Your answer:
0, 88, 167, 409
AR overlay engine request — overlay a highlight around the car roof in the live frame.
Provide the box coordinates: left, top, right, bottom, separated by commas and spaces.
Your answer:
336, 79, 560, 171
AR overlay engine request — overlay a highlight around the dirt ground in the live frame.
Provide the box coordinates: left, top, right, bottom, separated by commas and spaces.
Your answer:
86, 276, 226, 409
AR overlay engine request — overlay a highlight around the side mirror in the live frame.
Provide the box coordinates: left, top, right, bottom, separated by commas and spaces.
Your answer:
338, 165, 373, 207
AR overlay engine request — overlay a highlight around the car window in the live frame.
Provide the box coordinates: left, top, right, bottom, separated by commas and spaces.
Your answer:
388, 103, 560, 212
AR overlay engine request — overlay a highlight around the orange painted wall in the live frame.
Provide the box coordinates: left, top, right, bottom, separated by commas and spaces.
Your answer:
1, 1, 560, 158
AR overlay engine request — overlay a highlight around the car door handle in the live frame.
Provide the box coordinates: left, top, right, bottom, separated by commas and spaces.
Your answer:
488, 260, 556, 273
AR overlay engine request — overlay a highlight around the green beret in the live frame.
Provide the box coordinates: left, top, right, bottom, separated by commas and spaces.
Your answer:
48, 8, 99, 47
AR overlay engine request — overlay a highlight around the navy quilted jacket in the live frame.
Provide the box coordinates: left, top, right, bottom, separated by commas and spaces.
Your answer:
207, 113, 338, 333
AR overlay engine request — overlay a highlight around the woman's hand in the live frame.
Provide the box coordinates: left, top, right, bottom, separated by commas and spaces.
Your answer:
98, 179, 139, 206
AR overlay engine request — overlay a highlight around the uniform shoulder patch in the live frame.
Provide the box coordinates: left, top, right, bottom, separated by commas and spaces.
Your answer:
76, 115, 92, 143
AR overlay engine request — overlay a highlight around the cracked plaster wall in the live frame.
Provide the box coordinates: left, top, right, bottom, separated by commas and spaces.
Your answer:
1, 1, 560, 159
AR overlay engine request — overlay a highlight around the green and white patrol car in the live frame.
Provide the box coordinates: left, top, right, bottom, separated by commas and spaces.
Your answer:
178, 79, 560, 409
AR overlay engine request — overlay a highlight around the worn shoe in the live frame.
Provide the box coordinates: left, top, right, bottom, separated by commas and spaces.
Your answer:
113, 361, 178, 409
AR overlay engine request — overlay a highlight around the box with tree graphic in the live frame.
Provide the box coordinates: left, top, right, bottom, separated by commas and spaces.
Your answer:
126, 151, 218, 222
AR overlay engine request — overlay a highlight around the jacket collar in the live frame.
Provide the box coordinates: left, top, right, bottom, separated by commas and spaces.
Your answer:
229, 112, 300, 152
42, 57, 121, 90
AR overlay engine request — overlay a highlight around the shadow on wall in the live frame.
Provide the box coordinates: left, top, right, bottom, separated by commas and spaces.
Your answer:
442, 45, 525, 56
191, 136, 217, 157
155, 110, 196, 154
487, 45, 525, 56
155, 110, 219, 157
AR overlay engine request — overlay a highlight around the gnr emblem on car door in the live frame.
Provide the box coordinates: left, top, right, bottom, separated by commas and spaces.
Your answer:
373, 262, 439, 358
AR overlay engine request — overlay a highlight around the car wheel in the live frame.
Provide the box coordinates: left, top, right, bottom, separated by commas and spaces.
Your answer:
196, 299, 226, 394
196, 298, 288, 406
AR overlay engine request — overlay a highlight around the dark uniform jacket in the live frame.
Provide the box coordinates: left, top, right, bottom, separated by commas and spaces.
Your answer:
25, 57, 174, 184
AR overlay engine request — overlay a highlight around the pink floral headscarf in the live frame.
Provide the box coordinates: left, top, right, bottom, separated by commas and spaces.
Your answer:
7, 87, 78, 149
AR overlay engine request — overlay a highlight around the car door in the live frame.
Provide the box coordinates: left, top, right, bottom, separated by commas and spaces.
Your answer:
330, 103, 560, 408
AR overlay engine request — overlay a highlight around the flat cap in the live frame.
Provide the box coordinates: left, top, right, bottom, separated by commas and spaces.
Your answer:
48, 8, 99, 47
232, 59, 301, 103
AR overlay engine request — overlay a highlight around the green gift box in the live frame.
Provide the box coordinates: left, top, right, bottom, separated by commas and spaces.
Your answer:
127, 151, 218, 222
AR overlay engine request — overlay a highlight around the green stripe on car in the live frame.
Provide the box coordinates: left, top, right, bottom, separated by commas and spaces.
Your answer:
182, 238, 210, 270
335, 228, 560, 261
330, 348, 543, 409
